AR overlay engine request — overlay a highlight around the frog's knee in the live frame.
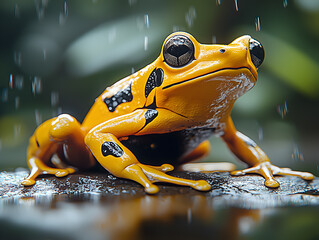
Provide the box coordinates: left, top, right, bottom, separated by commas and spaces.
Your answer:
49, 114, 80, 141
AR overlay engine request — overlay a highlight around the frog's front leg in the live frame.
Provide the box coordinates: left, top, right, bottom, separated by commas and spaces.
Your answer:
221, 117, 314, 188
84, 109, 211, 194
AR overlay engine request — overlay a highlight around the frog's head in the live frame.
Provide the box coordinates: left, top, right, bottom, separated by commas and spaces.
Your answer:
153, 32, 264, 123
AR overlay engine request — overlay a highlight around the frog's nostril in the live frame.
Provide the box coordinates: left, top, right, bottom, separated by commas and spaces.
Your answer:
249, 38, 264, 68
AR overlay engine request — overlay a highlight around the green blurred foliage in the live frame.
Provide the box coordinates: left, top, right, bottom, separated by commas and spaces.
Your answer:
0, 0, 318, 170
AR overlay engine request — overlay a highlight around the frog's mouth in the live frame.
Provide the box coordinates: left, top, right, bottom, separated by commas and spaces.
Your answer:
162, 66, 256, 90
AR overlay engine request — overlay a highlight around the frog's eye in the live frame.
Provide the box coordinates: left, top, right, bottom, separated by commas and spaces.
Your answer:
163, 35, 195, 68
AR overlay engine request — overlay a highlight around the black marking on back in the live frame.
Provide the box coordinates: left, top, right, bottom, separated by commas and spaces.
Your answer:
101, 141, 124, 157
104, 83, 133, 112
145, 109, 158, 126
145, 68, 164, 98
145, 95, 157, 109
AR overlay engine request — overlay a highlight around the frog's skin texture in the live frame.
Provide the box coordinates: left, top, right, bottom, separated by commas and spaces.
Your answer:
22, 32, 314, 194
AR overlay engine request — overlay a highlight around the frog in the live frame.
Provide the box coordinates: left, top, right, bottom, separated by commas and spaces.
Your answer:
22, 32, 314, 194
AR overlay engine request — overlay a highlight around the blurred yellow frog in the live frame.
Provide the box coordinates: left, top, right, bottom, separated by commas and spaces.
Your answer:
22, 32, 314, 194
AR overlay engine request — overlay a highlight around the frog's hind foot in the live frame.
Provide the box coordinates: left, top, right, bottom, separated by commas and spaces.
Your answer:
230, 162, 314, 188
21, 157, 76, 187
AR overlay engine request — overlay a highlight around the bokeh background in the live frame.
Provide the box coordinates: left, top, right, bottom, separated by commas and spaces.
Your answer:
0, 0, 319, 174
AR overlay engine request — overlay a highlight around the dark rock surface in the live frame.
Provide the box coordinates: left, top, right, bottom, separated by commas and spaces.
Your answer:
1, 169, 319, 240
1, 169, 318, 208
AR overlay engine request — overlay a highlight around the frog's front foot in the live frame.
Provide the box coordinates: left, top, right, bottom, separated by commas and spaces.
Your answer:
231, 162, 314, 188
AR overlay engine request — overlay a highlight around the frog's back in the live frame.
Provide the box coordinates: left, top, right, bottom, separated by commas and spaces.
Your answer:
81, 66, 153, 131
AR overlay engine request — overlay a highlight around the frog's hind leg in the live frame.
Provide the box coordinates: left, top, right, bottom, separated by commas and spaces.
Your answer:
22, 114, 94, 187
178, 140, 236, 172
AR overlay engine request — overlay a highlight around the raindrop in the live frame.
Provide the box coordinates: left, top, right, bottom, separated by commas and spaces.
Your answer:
144, 14, 149, 28
43, 49, 47, 60
35, 0, 49, 20
144, 36, 148, 51
15, 75, 24, 90
9, 74, 13, 89
59, 1, 68, 25
14, 124, 21, 138
212, 35, 217, 44
15, 96, 20, 109
185, 6, 197, 28
255, 17, 261, 31
128, 0, 137, 6
13, 51, 22, 66
234, 0, 239, 11
283, 0, 288, 8
1, 88, 8, 102
292, 143, 304, 162
35, 109, 42, 126
277, 101, 288, 119
131, 67, 135, 74
51, 91, 59, 107
32, 76, 42, 95
216, 0, 222, 6
14, 4, 20, 18
258, 127, 264, 141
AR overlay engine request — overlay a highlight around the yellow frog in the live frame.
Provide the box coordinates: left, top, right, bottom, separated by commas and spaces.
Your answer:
22, 32, 314, 194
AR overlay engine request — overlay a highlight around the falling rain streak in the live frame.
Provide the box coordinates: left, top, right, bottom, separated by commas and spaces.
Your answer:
234, 0, 239, 11
283, 0, 288, 8
216, 0, 221, 6
59, 1, 68, 25
292, 143, 304, 162
277, 101, 288, 119
1, 89, 8, 102
144, 14, 149, 28
14, 4, 20, 18
32, 76, 42, 96
144, 36, 148, 51
185, 6, 196, 28
35, 0, 49, 20
35, 109, 42, 126
9, 74, 13, 89
51, 92, 59, 107
255, 17, 261, 31
212, 35, 217, 44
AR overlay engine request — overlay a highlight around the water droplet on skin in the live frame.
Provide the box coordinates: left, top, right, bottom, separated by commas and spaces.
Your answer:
185, 6, 197, 28
1, 88, 8, 102
15, 96, 20, 109
144, 14, 149, 28
144, 36, 148, 51
14, 4, 20, 18
234, 0, 239, 11
9, 74, 13, 89
277, 101, 288, 119
216, 0, 222, 6
255, 17, 261, 31
283, 0, 288, 8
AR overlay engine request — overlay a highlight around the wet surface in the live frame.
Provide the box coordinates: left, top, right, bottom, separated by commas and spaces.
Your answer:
1, 170, 319, 240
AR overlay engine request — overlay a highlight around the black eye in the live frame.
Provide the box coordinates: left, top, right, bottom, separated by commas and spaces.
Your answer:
163, 35, 195, 68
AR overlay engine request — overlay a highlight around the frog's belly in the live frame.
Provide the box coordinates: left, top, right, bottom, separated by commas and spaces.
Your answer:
121, 127, 215, 166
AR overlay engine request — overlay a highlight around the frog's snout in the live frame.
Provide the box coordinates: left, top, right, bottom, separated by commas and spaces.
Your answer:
249, 38, 264, 68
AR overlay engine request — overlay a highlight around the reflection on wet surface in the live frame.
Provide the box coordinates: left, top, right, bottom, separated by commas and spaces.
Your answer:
1, 170, 319, 240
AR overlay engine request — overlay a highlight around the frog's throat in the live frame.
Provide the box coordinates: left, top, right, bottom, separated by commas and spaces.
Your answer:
162, 67, 256, 90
